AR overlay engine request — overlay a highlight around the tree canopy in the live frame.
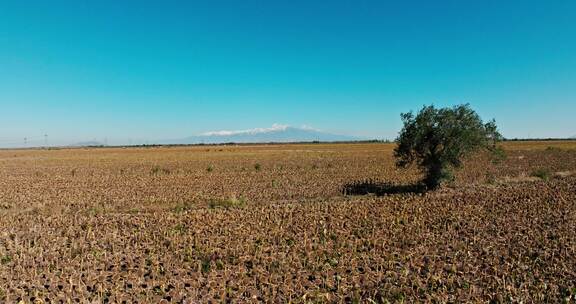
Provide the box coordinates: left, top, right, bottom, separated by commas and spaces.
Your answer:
394, 104, 502, 190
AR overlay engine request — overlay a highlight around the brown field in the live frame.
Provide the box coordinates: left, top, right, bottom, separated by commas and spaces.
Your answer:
1, 141, 575, 303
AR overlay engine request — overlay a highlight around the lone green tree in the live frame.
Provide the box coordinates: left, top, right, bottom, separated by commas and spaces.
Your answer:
394, 104, 501, 190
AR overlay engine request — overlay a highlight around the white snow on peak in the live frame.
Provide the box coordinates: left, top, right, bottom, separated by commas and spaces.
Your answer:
201, 124, 291, 136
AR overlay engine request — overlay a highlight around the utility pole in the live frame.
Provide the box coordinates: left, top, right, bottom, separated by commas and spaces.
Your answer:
44, 134, 48, 147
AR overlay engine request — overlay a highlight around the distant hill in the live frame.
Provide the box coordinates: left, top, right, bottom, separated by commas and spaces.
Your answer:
159, 124, 361, 144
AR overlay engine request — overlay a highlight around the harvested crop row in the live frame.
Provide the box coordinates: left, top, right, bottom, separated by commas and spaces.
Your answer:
1, 142, 575, 302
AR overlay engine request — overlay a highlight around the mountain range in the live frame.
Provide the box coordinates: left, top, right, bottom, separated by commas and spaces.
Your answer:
159, 124, 361, 144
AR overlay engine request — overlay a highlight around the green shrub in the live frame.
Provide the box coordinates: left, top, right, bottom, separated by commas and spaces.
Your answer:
545, 146, 561, 152
271, 179, 279, 188
172, 201, 194, 213
208, 196, 245, 209
491, 147, 507, 164
201, 256, 211, 273
531, 168, 551, 180
485, 173, 497, 185
151, 166, 171, 175
0, 255, 12, 265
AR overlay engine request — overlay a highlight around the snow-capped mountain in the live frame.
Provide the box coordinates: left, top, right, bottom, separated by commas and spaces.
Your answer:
159, 124, 360, 144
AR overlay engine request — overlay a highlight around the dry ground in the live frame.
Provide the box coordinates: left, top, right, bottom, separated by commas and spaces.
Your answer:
1, 141, 575, 303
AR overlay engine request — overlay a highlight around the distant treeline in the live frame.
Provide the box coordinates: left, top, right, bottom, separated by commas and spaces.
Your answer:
5, 138, 575, 151
117, 139, 390, 148
502, 137, 576, 142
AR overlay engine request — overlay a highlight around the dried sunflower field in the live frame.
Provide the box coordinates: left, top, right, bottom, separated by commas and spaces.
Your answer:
1, 141, 575, 303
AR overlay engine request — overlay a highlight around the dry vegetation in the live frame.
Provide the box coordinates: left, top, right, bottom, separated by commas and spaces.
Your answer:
1, 141, 575, 303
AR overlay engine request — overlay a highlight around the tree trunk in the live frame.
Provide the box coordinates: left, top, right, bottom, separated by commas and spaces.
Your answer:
424, 161, 444, 190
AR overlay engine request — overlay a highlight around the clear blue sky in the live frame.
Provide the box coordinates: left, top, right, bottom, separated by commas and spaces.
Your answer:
1, 0, 575, 146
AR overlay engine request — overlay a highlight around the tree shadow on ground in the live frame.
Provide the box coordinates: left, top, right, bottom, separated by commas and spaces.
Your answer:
342, 179, 426, 196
